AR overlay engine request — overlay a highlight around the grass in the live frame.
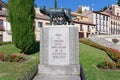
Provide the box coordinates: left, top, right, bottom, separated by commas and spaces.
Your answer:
80, 43, 120, 80
0, 44, 39, 80
0, 43, 120, 80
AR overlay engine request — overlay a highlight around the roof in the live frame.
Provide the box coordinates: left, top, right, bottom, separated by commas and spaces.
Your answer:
71, 12, 88, 18
35, 14, 50, 20
73, 20, 96, 26
93, 11, 110, 16
0, 0, 6, 8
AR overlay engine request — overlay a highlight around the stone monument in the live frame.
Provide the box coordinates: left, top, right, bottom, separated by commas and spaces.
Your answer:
34, 6, 81, 80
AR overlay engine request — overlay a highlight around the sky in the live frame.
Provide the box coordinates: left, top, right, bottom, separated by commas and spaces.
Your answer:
3, 0, 117, 11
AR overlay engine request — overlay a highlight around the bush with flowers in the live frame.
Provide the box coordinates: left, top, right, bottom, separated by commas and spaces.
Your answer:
80, 38, 120, 69
97, 58, 117, 69
0, 53, 25, 62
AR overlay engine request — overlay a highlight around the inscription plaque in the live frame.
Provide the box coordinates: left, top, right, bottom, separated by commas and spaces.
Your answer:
49, 27, 69, 65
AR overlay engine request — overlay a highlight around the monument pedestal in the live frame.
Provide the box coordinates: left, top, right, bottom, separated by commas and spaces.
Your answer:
34, 25, 81, 80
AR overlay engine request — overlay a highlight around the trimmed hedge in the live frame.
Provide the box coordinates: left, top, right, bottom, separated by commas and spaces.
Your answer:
0, 42, 13, 46
80, 38, 120, 62
79, 38, 106, 51
80, 38, 120, 69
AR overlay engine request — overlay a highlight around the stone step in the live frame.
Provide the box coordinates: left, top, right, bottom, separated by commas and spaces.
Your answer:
33, 74, 81, 80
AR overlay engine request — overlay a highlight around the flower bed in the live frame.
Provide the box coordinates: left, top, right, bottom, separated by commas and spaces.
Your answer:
80, 38, 120, 69
0, 53, 26, 62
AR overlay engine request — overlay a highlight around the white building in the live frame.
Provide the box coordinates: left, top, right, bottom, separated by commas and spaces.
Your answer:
82, 11, 110, 34
101, 4, 120, 34
109, 14, 120, 34
104, 4, 120, 16
77, 6, 90, 12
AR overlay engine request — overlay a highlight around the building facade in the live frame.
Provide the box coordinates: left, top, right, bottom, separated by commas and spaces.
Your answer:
72, 12, 96, 38
104, 4, 120, 16
0, 0, 11, 42
77, 6, 90, 13
35, 10, 96, 39
109, 14, 120, 34
102, 4, 120, 34
82, 11, 110, 34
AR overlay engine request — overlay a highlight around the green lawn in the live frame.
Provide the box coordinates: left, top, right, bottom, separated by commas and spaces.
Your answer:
0, 44, 39, 80
0, 43, 120, 80
80, 43, 120, 80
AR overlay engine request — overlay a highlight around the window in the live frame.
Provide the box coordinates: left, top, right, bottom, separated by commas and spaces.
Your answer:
0, 35, 3, 42
46, 23, 50, 25
96, 26, 98, 31
87, 26, 90, 32
96, 14, 97, 19
0, 5, 2, 10
103, 16, 105, 20
0, 20, 3, 26
106, 17, 108, 21
80, 25, 83, 31
80, 17, 83, 20
38, 22, 43, 27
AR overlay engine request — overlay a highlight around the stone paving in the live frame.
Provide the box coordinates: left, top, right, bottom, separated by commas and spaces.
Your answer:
89, 35, 120, 52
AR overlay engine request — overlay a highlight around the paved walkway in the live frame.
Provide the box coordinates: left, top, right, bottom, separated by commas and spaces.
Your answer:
89, 35, 120, 51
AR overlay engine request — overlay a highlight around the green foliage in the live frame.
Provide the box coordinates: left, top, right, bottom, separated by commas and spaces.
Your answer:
80, 43, 120, 80
97, 61, 117, 69
118, 0, 120, 6
97, 61, 107, 69
80, 38, 120, 62
77, 10, 82, 13
18, 65, 38, 80
79, 38, 106, 51
8, 0, 35, 54
0, 53, 25, 62
0, 44, 39, 80
0, 42, 13, 46
54, 0, 57, 9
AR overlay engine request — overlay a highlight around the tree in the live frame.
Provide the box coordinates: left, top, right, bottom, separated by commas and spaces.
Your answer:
8, 0, 35, 54
54, 0, 57, 9
77, 10, 82, 14
118, 0, 120, 6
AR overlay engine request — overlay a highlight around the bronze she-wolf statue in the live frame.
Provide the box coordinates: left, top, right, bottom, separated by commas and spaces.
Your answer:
40, 6, 73, 25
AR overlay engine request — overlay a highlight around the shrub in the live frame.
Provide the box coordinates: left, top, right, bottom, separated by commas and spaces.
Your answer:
0, 53, 25, 62
97, 61, 106, 69
98, 61, 116, 69
80, 38, 120, 63
112, 39, 119, 43
8, 0, 35, 54
0, 42, 13, 46
105, 48, 120, 62
0, 53, 4, 61
79, 38, 106, 51
80, 38, 120, 69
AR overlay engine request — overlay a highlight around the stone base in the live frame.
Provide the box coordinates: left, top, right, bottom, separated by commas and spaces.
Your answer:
33, 64, 81, 80
33, 74, 81, 80
38, 64, 80, 75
